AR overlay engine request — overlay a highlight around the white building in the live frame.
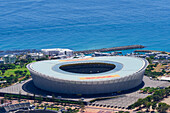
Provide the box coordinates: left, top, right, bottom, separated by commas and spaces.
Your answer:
145, 52, 161, 57
27, 53, 44, 60
92, 52, 111, 57
159, 76, 170, 81
3, 55, 17, 64
41, 48, 74, 57
154, 54, 170, 60
27, 56, 148, 94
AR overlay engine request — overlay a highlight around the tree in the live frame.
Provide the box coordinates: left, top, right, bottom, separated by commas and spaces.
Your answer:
18, 91, 21, 103
146, 95, 153, 102
152, 102, 157, 111
146, 57, 152, 64
24, 70, 27, 73
162, 69, 166, 73
142, 98, 148, 107
52, 94, 55, 101
4, 94, 8, 103
45, 97, 49, 102
8, 95, 12, 101
1, 99, 4, 104
38, 95, 43, 103
36, 104, 39, 109
153, 95, 161, 102
33, 93, 36, 103
50, 104, 54, 110
146, 102, 151, 112
26, 93, 30, 102
40, 104, 43, 108
79, 99, 85, 113
165, 87, 170, 97
1, 70, 5, 75
156, 103, 170, 113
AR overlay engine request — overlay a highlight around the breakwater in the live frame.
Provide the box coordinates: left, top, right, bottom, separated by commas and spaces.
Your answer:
134, 50, 170, 54
134, 50, 160, 53
74, 45, 145, 54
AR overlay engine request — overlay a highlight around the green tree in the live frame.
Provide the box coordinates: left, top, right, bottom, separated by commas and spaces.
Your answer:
156, 103, 170, 113
38, 95, 43, 103
162, 69, 166, 73
18, 91, 21, 103
1, 70, 5, 75
33, 93, 36, 103
8, 94, 12, 101
153, 95, 161, 102
146, 102, 151, 112
146, 57, 152, 64
79, 99, 85, 113
4, 94, 8, 103
50, 104, 54, 110
1, 99, 4, 104
152, 102, 157, 111
146, 95, 153, 102
40, 104, 43, 108
52, 94, 55, 101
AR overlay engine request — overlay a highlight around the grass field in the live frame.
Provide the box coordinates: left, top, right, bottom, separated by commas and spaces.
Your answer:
2, 67, 30, 77
38, 107, 59, 111
0, 61, 36, 77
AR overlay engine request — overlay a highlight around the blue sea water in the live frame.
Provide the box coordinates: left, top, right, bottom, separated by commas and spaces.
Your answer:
0, 0, 170, 52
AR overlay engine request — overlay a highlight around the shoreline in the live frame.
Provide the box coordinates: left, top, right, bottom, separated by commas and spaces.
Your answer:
0, 45, 145, 55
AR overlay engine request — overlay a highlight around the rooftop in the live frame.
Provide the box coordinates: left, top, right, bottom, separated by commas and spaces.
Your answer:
28, 56, 147, 81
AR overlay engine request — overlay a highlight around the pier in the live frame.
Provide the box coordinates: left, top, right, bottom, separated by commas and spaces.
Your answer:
74, 45, 145, 54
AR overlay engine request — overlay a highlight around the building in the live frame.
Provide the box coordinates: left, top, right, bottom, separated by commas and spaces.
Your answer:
154, 54, 170, 60
0, 60, 4, 64
26, 53, 44, 60
145, 52, 161, 57
159, 75, 170, 81
92, 52, 111, 57
27, 56, 148, 94
2, 55, 17, 64
41, 48, 73, 57
0, 103, 31, 113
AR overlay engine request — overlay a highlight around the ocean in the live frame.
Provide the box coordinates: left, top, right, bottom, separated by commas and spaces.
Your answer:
0, 0, 170, 52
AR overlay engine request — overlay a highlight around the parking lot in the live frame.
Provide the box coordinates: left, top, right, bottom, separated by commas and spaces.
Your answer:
88, 76, 170, 109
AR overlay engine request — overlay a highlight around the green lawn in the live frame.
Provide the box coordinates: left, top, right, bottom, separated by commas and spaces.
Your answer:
0, 61, 36, 77
38, 107, 59, 111
2, 67, 30, 77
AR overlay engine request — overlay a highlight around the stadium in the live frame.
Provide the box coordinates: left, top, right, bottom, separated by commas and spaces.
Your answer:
27, 56, 148, 94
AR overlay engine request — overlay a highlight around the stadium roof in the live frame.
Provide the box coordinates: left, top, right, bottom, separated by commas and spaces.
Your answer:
29, 56, 147, 81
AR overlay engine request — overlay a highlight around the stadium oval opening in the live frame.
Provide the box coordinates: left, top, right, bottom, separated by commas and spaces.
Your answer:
59, 62, 116, 74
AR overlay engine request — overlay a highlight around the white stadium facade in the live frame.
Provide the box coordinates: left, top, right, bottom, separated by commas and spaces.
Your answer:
27, 56, 148, 94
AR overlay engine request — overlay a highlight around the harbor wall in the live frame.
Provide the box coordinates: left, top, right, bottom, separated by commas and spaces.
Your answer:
74, 45, 145, 54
